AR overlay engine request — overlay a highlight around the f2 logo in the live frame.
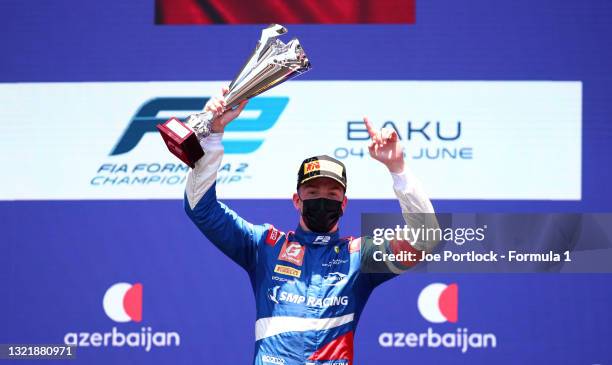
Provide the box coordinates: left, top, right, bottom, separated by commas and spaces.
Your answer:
111, 96, 289, 156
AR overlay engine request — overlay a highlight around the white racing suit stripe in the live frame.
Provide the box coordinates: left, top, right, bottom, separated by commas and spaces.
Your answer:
255, 313, 354, 341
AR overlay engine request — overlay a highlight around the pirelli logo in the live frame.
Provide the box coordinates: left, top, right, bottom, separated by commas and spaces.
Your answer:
303, 159, 344, 176
304, 161, 320, 173
274, 264, 301, 278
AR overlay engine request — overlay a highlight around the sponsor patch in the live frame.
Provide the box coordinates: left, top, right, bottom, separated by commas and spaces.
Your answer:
274, 264, 302, 278
304, 161, 320, 173
271, 275, 296, 284
278, 241, 305, 266
321, 258, 349, 268
268, 285, 349, 307
265, 226, 283, 246
323, 272, 348, 286
262, 354, 285, 364
303, 159, 344, 176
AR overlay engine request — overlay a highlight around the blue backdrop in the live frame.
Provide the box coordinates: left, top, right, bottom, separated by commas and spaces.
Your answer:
2, 0, 612, 363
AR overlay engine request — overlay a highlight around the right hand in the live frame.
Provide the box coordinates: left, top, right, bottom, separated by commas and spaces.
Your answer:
364, 116, 405, 174
205, 86, 248, 133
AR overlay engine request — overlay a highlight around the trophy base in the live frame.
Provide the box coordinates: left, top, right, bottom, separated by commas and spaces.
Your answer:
157, 118, 204, 168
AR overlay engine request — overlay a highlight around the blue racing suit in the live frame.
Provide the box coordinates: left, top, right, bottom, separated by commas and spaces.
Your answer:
185, 133, 436, 365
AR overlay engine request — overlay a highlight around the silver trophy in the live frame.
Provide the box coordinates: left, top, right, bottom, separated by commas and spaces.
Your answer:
157, 24, 311, 167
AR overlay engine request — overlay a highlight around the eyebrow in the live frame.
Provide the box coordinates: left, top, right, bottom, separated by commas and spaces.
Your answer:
303, 183, 342, 191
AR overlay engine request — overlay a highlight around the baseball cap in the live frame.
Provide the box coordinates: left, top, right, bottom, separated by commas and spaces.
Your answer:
297, 155, 347, 191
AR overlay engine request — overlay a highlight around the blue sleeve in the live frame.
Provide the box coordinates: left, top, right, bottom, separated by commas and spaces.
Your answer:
184, 182, 266, 273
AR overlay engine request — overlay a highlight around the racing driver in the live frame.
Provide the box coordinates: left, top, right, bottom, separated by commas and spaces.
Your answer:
184, 88, 437, 365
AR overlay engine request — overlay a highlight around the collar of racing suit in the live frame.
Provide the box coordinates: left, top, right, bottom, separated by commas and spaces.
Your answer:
292, 224, 340, 246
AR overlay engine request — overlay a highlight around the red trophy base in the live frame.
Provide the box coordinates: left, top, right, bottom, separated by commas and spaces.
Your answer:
156, 118, 204, 168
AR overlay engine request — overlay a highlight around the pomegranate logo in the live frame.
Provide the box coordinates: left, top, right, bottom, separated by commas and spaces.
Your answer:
378, 282, 497, 352
417, 283, 458, 323
63, 281, 181, 351
102, 282, 143, 323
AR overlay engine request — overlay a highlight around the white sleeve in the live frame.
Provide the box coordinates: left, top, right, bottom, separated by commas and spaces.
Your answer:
391, 168, 439, 252
391, 168, 435, 214
186, 133, 224, 210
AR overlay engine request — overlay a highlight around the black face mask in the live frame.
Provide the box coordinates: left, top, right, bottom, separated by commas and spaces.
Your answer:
300, 197, 343, 233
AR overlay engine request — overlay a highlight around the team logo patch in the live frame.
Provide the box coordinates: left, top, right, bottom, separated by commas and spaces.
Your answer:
274, 264, 301, 278
265, 226, 283, 246
278, 241, 305, 266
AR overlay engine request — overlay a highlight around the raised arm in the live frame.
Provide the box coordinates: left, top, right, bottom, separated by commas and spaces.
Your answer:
184, 88, 267, 273
364, 116, 438, 246
389, 167, 438, 253
360, 117, 439, 285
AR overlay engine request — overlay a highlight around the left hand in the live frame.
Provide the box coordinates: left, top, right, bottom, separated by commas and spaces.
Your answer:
364, 116, 405, 173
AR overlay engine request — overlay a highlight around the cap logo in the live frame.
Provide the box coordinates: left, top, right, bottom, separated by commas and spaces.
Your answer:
304, 160, 344, 176
304, 161, 320, 173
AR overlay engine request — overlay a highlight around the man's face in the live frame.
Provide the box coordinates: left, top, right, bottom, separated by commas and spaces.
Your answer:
298, 177, 345, 201
292, 177, 348, 223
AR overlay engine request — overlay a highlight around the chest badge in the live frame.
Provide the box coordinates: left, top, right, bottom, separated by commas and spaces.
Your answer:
278, 241, 305, 266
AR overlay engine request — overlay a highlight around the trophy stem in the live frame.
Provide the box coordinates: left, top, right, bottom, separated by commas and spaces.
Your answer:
185, 110, 215, 142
